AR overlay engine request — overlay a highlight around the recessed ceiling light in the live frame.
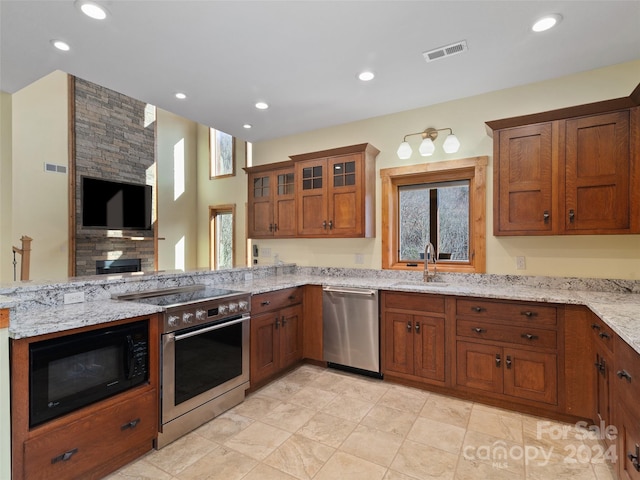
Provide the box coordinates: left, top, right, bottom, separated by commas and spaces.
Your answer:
51, 40, 70, 51
77, 1, 108, 20
532, 14, 562, 32
255, 102, 269, 110
358, 71, 375, 82
175, 92, 187, 100
243, 124, 252, 129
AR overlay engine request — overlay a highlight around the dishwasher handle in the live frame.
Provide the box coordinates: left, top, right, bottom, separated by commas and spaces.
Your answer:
323, 286, 377, 296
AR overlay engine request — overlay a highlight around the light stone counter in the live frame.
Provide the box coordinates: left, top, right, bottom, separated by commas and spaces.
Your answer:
4, 267, 640, 355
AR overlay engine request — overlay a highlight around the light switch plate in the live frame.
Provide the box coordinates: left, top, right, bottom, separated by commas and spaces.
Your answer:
64, 292, 85, 304
516, 256, 526, 270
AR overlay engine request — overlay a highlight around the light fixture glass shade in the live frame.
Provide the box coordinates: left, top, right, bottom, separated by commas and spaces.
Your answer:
418, 138, 435, 156
442, 134, 461, 153
396, 141, 412, 160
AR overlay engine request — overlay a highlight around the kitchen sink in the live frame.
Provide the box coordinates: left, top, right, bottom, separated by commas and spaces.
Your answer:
391, 281, 449, 288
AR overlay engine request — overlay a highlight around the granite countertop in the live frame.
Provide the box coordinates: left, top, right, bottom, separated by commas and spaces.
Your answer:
6, 273, 640, 356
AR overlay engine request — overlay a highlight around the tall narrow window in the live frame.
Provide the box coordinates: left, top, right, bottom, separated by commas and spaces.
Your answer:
210, 205, 235, 270
209, 128, 235, 178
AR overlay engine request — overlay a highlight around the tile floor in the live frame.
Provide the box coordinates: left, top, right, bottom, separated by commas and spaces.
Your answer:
106, 364, 617, 480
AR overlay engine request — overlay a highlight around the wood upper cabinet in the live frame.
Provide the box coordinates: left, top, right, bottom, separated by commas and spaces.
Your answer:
564, 110, 631, 232
488, 95, 639, 236
292, 143, 379, 238
494, 123, 554, 234
247, 163, 296, 238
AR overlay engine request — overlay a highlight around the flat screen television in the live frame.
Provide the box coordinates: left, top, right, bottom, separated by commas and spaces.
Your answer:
81, 177, 152, 230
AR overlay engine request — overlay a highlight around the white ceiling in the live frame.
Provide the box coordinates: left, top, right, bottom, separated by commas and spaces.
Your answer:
1, 1, 639, 142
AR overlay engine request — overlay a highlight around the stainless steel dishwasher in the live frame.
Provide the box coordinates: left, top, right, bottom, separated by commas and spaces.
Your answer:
322, 286, 381, 377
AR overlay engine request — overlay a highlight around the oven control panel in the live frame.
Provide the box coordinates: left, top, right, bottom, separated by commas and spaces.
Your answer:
163, 294, 251, 332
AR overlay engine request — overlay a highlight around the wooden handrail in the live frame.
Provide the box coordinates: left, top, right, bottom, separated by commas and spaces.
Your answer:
12, 236, 32, 281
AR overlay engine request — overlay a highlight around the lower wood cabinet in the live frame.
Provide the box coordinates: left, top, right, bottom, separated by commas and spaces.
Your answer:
11, 315, 160, 480
381, 292, 449, 386
250, 288, 303, 387
456, 340, 558, 405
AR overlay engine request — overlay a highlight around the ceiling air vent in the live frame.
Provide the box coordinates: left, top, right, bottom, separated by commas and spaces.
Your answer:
423, 40, 468, 63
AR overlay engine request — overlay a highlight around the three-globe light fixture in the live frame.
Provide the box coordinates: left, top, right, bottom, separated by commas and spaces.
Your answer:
396, 127, 460, 159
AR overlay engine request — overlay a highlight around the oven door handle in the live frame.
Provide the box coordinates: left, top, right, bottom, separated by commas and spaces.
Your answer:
173, 314, 250, 342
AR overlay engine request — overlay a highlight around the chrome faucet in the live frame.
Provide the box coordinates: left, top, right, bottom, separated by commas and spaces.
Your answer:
423, 243, 437, 282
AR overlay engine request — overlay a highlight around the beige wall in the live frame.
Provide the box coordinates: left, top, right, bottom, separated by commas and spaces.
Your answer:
252, 60, 640, 279
156, 109, 199, 272
11, 71, 69, 282
195, 124, 248, 269
0, 92, 12, 284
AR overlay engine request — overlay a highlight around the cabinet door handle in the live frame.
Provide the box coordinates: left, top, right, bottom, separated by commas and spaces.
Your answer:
569, 209, 575, 223
281, 315, 287, 326
521, 311, 537, 318
521, 333, 538, 341
415, 322, 420, 333
288, 295, 296, 300
628, 444, 640, 472
505, 355, 512, 369
322, 220, 327, 229
121, 418, 140, 431
472, 306, 484, 313
260, 300, 271, 306
269, 223, 274, 232
472, 327, 485, 334
543, 210, 550, 223
51, 448, 78, 464
495, 354, 501, 367
407, 321, 412, 332
329, 220, 333, 230
275, 318, 280, 329
598, 332, 611, 340
591, 323, 601, 331
617, 370, 632, 382
595, 359, 606, 374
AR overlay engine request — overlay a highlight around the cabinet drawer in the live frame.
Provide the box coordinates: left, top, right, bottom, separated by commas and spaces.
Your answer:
24, 389, 156, 480
251, 287, 302, 315
614, 336, 640, 419
589, 317, 615, 353
383, 292, 445, 314
457, 319, 557, 349
456, 299, 557, 326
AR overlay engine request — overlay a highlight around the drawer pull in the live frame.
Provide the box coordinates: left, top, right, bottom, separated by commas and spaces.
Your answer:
472, 327, 486, 334
121, 418, 140, 431
628, 444, 640, 472
288, 295, 296, 300
521, 311, 537, 318
598, 332, 611, 340
472, 306, 484, 313
591, 323, 601, 331
51, 448, 78, 464
617, 370, 632, 382
495, 354, 501, 367
260, 300, 271, 306
521, 333, 539, 341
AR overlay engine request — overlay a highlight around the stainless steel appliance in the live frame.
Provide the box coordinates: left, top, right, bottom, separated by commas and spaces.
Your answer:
322, 286, 381, 376
29, 320, 149, 427
115, 285, 250, 448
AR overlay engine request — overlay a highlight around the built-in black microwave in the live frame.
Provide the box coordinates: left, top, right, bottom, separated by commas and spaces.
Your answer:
29, 320, 149, 427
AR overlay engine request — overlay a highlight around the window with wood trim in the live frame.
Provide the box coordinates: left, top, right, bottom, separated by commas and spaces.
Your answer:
209, 205, 235, 269
380, 156, 487, 273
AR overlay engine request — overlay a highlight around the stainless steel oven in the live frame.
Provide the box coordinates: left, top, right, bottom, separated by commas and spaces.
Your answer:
115, 285, 250, 448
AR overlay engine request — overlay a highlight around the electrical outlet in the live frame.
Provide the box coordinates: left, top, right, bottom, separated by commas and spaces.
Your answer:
516, 256, 526, 270
355, 253, 364, 264
244, 272, 253, 281
64, 292, 85, 304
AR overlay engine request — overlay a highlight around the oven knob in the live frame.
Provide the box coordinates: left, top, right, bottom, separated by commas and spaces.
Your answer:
196, 309, 207, 320
183, 312, 194, 324
229, 302, 239, 313
238, 300, 249, 311
218, 304, 228, 315
168, 315, 180, 327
